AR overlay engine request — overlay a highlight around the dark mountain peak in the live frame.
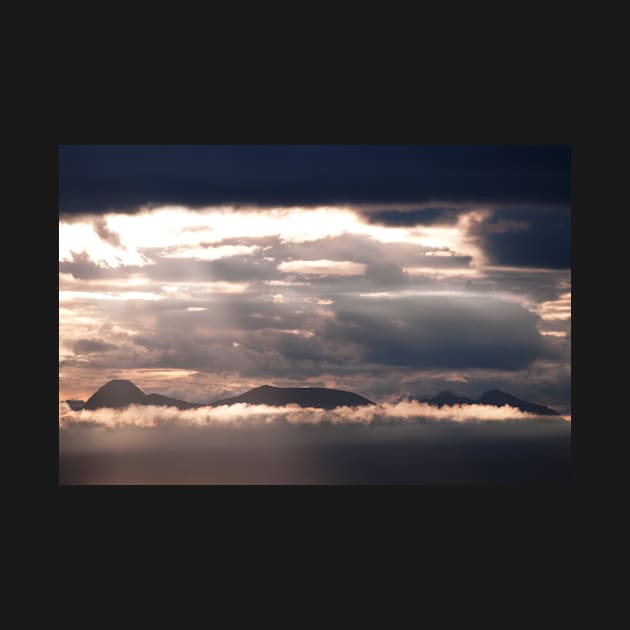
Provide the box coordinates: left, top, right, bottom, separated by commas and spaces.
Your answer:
84, 379, 199, 411
65, 399, 86, 411
105, 379, 137, 386
84, 380, 146, 410
476, 389, 559, 416
99, 379, 144, 394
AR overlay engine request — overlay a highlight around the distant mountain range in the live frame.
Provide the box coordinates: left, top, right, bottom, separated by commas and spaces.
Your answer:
71, 380, 374, 411
420, 389, 559, 416
64, 380, 559, 416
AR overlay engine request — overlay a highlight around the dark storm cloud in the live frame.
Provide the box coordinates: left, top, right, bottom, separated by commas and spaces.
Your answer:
60, 290, 553, 380
366, 207, 463, 226
482, 267, 569, 304
59, 145, 570, 214
362, 204, 571, 269
133, 294, 553, 377
473, 207, 571, 269
322, 295, 549, 371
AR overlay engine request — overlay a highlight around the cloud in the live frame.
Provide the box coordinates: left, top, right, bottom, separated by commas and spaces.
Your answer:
59, 290, 164, 302
72, 339, 117, 354
59, 252, 144, 280
470, 207, 571, 269
366, 207, 463, 226
320, 294, 549, 371
278, 260, 367, 276
162, 244, 261, 261
137, 256, 277, 284
58, 202, 571, 413
59, 399, 565, 429
59, 146, 571, 214
59, 222, 150, 268
93, 217, 123, 248
403, 266, 482, 278
538, 292, 571, 321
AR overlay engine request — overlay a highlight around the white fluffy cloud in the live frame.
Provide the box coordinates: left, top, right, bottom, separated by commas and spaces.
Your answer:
59, 399, 563, 430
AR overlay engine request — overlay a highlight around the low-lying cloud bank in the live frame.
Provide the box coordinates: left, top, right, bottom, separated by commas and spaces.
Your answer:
59, 400, 568, 429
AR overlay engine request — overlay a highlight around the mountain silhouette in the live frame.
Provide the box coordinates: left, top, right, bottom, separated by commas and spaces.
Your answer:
475, 389, 559, 416
81, 380, 373, 410
412, 389, 560, 415
77, 380, 558, 415
83, 380, 200, 410
65, 399, 86, 411
212, 385, 374, 409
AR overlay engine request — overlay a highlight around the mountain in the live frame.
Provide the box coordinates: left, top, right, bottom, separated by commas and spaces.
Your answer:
65, 400, 86, 411
476, 389, 560, 416
77, 380, 558, 415
428, 391, 475, 407
414, 388, 560, 416
80, 380, 373, 410
83, 380, 199, 410
144, 393, 200, 409
212, 385, 374, 409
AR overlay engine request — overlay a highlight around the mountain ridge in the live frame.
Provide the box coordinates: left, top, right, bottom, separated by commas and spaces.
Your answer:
74, 380, 560, 415
475, 389, 559, 416
412, 388, 559, 416
83, 379, 200, 411
211, 385, 374, 409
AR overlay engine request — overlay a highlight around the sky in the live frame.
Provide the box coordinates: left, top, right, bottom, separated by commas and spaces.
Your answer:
58, 145, 571, 414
